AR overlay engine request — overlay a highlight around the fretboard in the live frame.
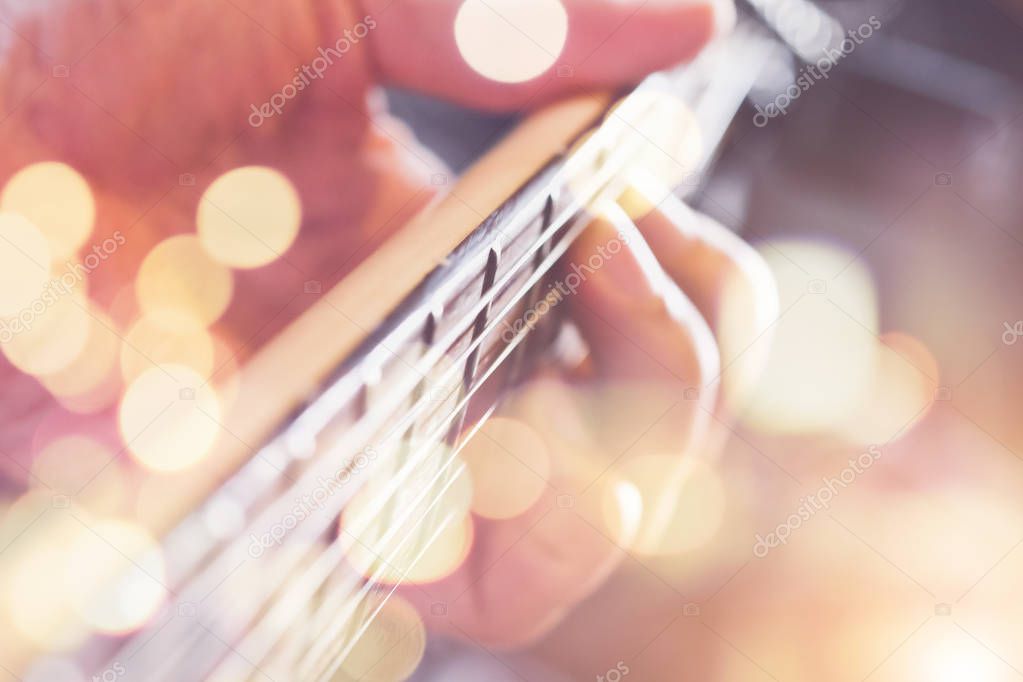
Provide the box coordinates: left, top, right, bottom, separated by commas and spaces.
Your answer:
56, 22, 778, 682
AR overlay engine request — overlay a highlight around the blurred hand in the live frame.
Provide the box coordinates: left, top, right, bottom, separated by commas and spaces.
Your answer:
0, 0, 730, 446
398, 182, 778, 648
0, 0, 778, 653
0, 0, 730, 335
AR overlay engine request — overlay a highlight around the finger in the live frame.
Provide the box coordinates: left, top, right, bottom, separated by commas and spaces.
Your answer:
565, 201, 719, 403
535, 202, 755, 571
399, 205, 724, 646
563, 203, 722, 544
622, 174, 779, 413
363, 0, 734, 110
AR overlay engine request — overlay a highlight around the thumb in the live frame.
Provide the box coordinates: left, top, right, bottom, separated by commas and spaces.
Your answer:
363, 0, 734, 110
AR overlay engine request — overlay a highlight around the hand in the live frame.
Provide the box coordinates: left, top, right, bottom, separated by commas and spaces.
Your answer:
0, 0, 730, 334
0, 0, 731, 454
392, 180, 778, 648
0, 0, 771, 657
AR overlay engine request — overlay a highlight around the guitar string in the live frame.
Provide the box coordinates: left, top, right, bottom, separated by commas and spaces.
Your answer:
297, 405, 505, 680
238, 312, 540, 680
77, 26, 761, 678
215, 396, 503, 679
215, 278, 561, 682
118, 199, 593, 679
215, 373, 502, 679
105, 93, 653, 679
269, 28, 775, 682
128, 115, 666, 682
210, 453, 470, 682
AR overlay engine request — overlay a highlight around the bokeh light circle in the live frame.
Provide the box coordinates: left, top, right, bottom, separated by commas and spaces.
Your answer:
1, 291, 91, 376
136, 234, 234, 325
340, 457, 473, 584
454, 0, 569, 84
7, 534, 82, 649
118, 363, 221, 472
338, 592, 426, 682
64, 519, 166, 634
461, 417, 550, 520
3, 497, 91, 651
743, 239, 879, 434
1, 162, 95, 261
604, 455, 727, 556
40, 307, 121, 398
120, 311, 215, 384
197, 166, 302, 269
0, 212, 51, 317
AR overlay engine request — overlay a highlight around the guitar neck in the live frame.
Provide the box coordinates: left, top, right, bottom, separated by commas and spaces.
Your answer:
39, 20, 779, 682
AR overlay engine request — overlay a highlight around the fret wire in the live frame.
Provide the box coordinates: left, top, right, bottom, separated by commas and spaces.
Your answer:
401, 139, 631, 385
205, 540, 349, 682
285, 457, 467, 679
153, 441, 465, 682
414, 247, 499, 556
375, 303, 454, 567
296, 344, 525, 680
135, 434, 436, 679
122, 450, 389, 678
